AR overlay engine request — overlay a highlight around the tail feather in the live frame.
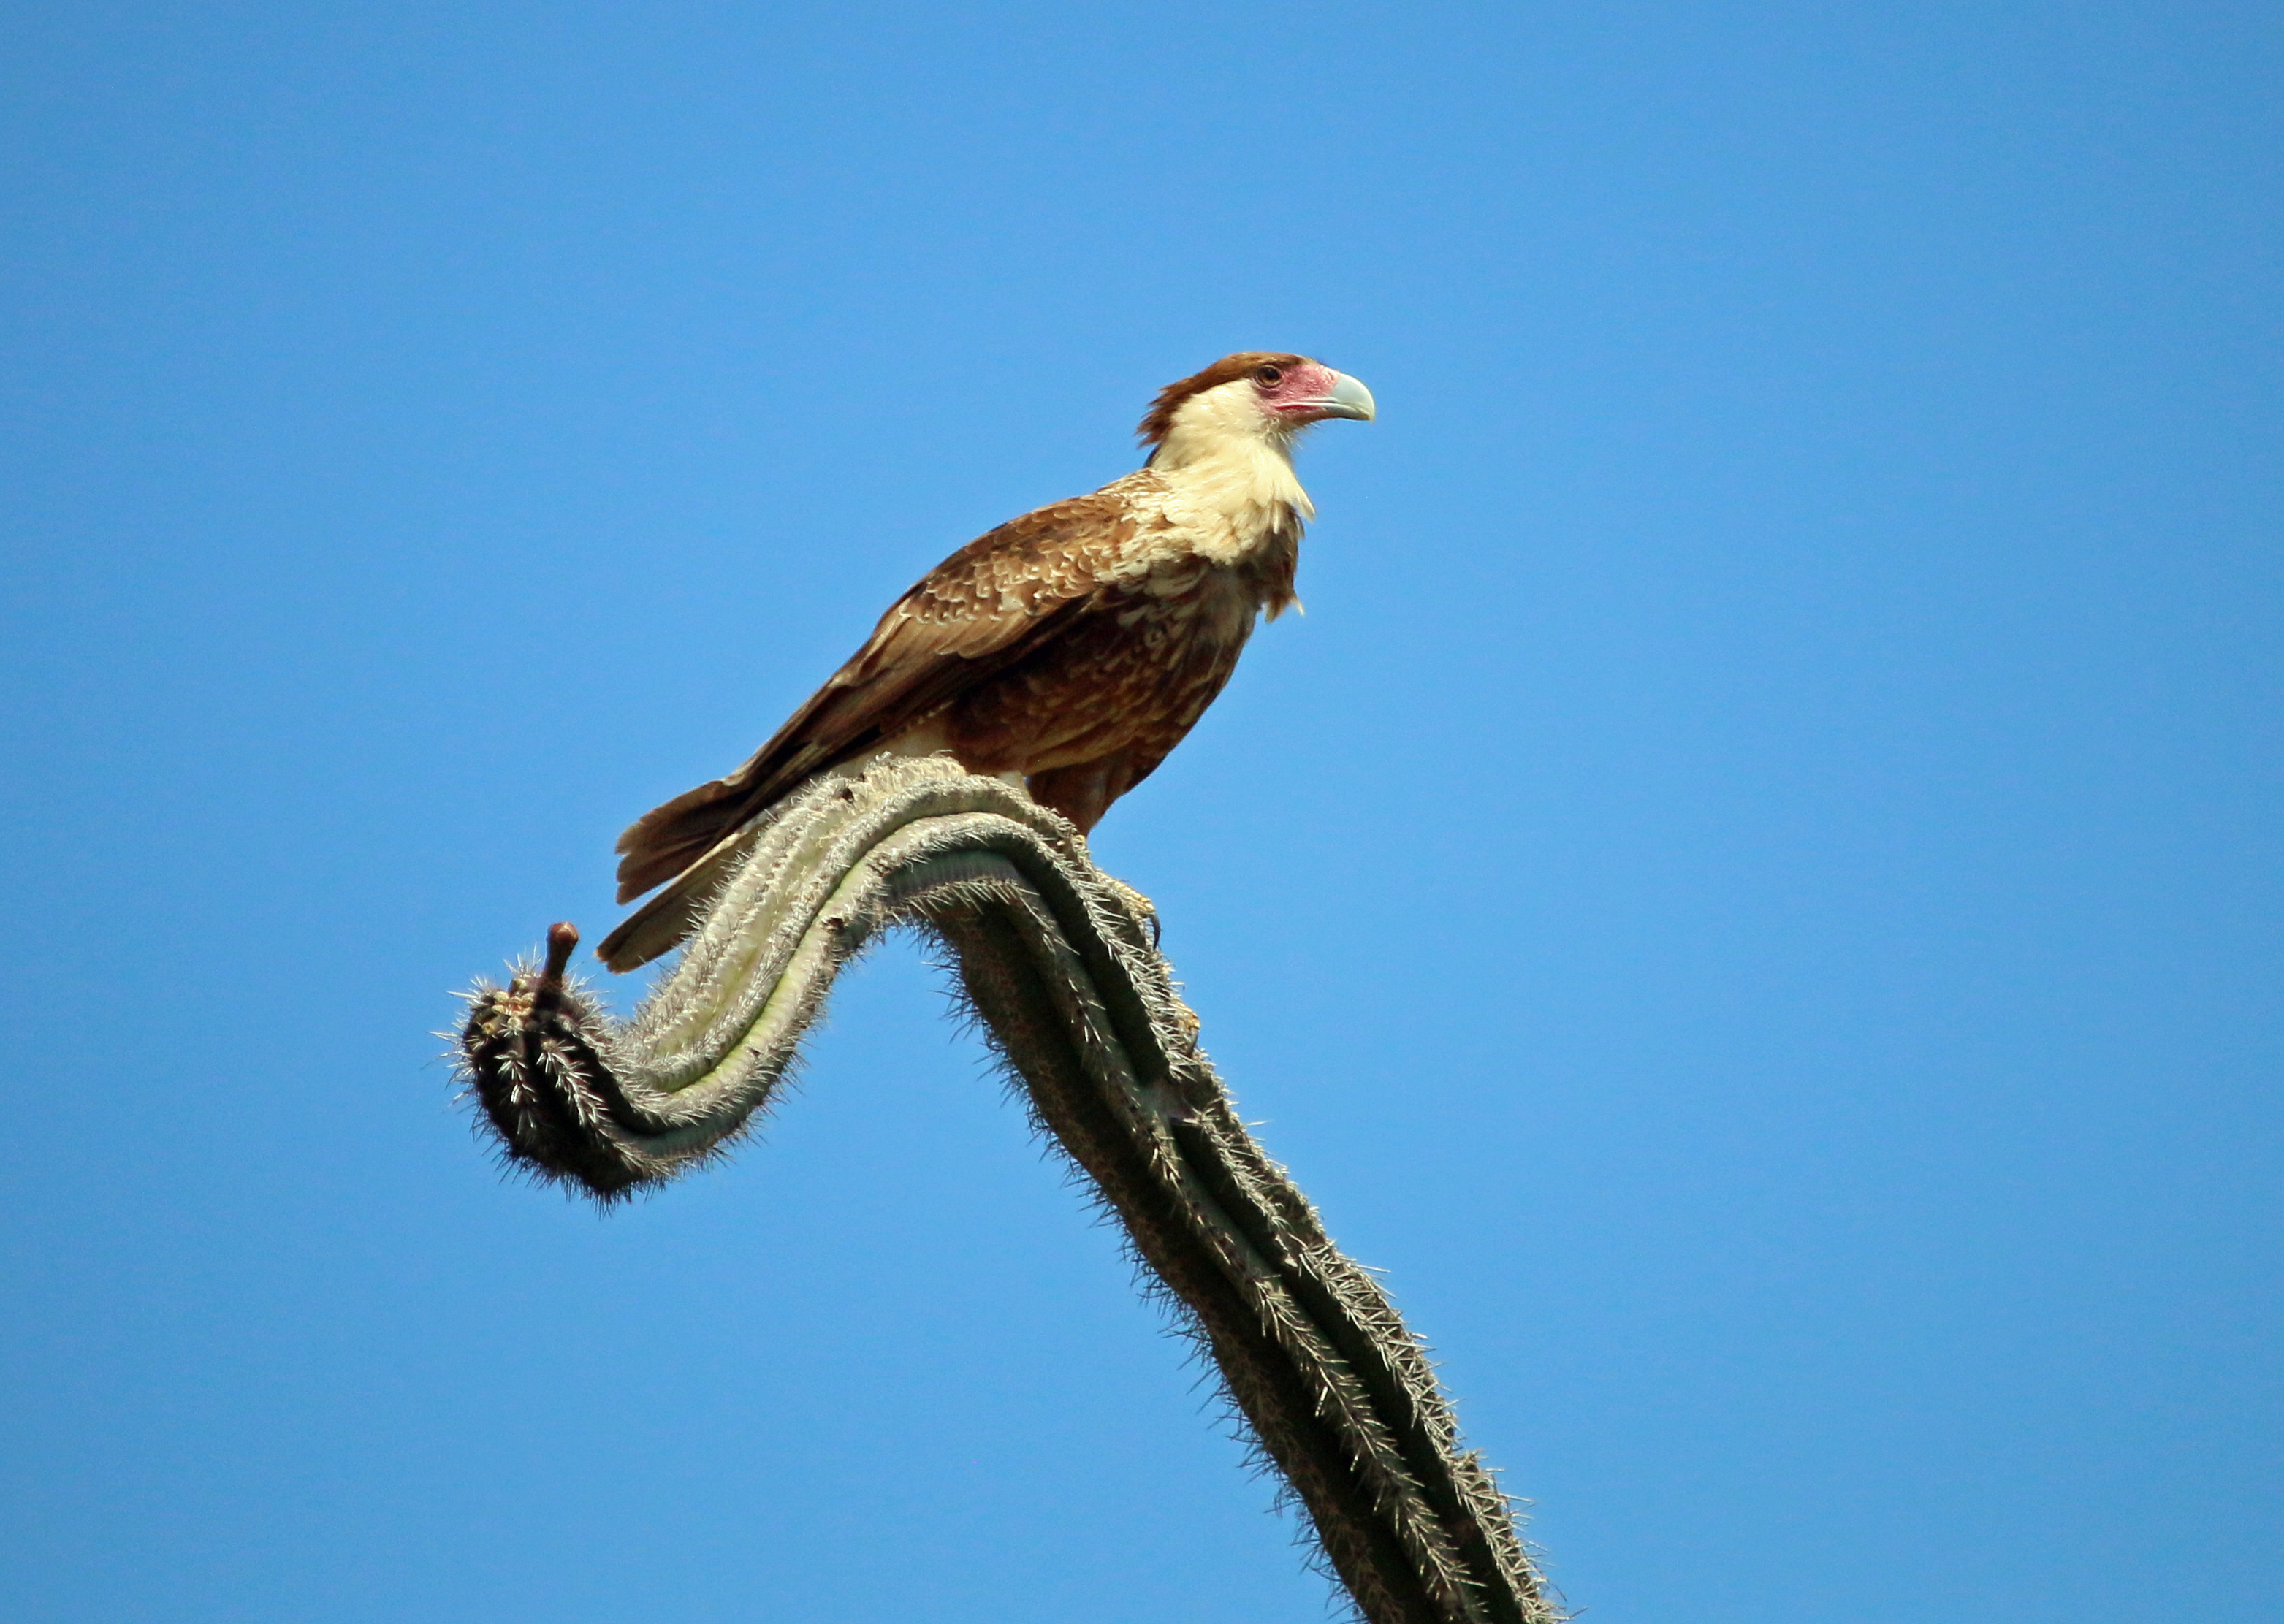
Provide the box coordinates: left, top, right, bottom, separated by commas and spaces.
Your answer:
613, 777, 752, 903
595, 830, 749, 972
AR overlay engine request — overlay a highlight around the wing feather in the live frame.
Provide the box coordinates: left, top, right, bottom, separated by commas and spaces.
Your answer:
611, 489, 1134, 903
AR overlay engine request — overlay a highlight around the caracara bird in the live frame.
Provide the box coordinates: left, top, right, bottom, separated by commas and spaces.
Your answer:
595, 351, 1376, 970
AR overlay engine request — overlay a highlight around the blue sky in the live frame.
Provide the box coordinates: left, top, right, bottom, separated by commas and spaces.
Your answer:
3, 4, 2277, 1620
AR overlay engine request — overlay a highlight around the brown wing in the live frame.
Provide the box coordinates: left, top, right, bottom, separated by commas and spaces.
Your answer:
612, 489, 1138, 903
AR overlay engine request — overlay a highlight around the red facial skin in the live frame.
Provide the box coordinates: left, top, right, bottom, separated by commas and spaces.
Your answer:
1258, 361, 1348, 422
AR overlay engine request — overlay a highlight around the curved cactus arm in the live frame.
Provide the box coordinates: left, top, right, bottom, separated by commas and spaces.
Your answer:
454, 756, 1561, 1624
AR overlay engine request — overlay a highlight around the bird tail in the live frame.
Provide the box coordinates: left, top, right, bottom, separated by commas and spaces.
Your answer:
594, 825, 751, 972
612, 775, 754, 903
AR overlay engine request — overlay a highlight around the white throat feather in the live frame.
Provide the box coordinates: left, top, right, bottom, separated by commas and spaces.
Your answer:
1148, 378, 1317, 538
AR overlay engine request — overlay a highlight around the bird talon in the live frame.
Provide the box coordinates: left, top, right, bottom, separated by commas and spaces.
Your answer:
1103, 877, 1163, 950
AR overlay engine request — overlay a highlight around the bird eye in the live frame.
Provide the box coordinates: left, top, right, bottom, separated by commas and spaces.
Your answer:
1254, 364, 1283, 386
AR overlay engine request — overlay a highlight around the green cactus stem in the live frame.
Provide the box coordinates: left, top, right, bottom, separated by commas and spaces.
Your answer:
454, 756, 1559, 1624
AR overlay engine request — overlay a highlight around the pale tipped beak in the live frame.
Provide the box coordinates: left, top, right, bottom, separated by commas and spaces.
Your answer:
1309, 371, 1376, 422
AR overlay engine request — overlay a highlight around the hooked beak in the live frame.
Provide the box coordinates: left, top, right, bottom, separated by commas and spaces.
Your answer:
1306, 370, 1377, 422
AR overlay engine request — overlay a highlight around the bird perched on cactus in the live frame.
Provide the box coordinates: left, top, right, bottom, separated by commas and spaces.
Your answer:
598, 351, 1376, 971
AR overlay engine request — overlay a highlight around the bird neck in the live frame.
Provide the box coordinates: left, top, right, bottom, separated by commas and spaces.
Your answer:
1150, 409, 1317, 541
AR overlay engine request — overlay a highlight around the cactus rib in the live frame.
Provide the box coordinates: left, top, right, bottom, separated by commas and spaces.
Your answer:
453, 755, 1558, 1624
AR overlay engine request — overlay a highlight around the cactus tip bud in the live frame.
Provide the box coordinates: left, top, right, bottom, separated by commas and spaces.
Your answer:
542, 922, 579, 987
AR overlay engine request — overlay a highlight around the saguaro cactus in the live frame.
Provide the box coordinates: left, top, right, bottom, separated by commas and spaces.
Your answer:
455, 755, 1558, 1624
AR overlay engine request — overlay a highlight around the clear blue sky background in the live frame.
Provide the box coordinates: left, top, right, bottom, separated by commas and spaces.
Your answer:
3, 4, 2277, 1620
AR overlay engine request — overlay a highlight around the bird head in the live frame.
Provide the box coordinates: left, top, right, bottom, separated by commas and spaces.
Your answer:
1138, 352, 1376, 460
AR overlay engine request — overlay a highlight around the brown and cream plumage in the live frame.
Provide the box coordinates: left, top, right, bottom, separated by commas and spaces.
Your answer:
596, 351, 1376, 970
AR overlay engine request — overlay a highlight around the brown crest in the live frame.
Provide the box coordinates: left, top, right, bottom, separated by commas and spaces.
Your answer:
1137, 351, 1313, 449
